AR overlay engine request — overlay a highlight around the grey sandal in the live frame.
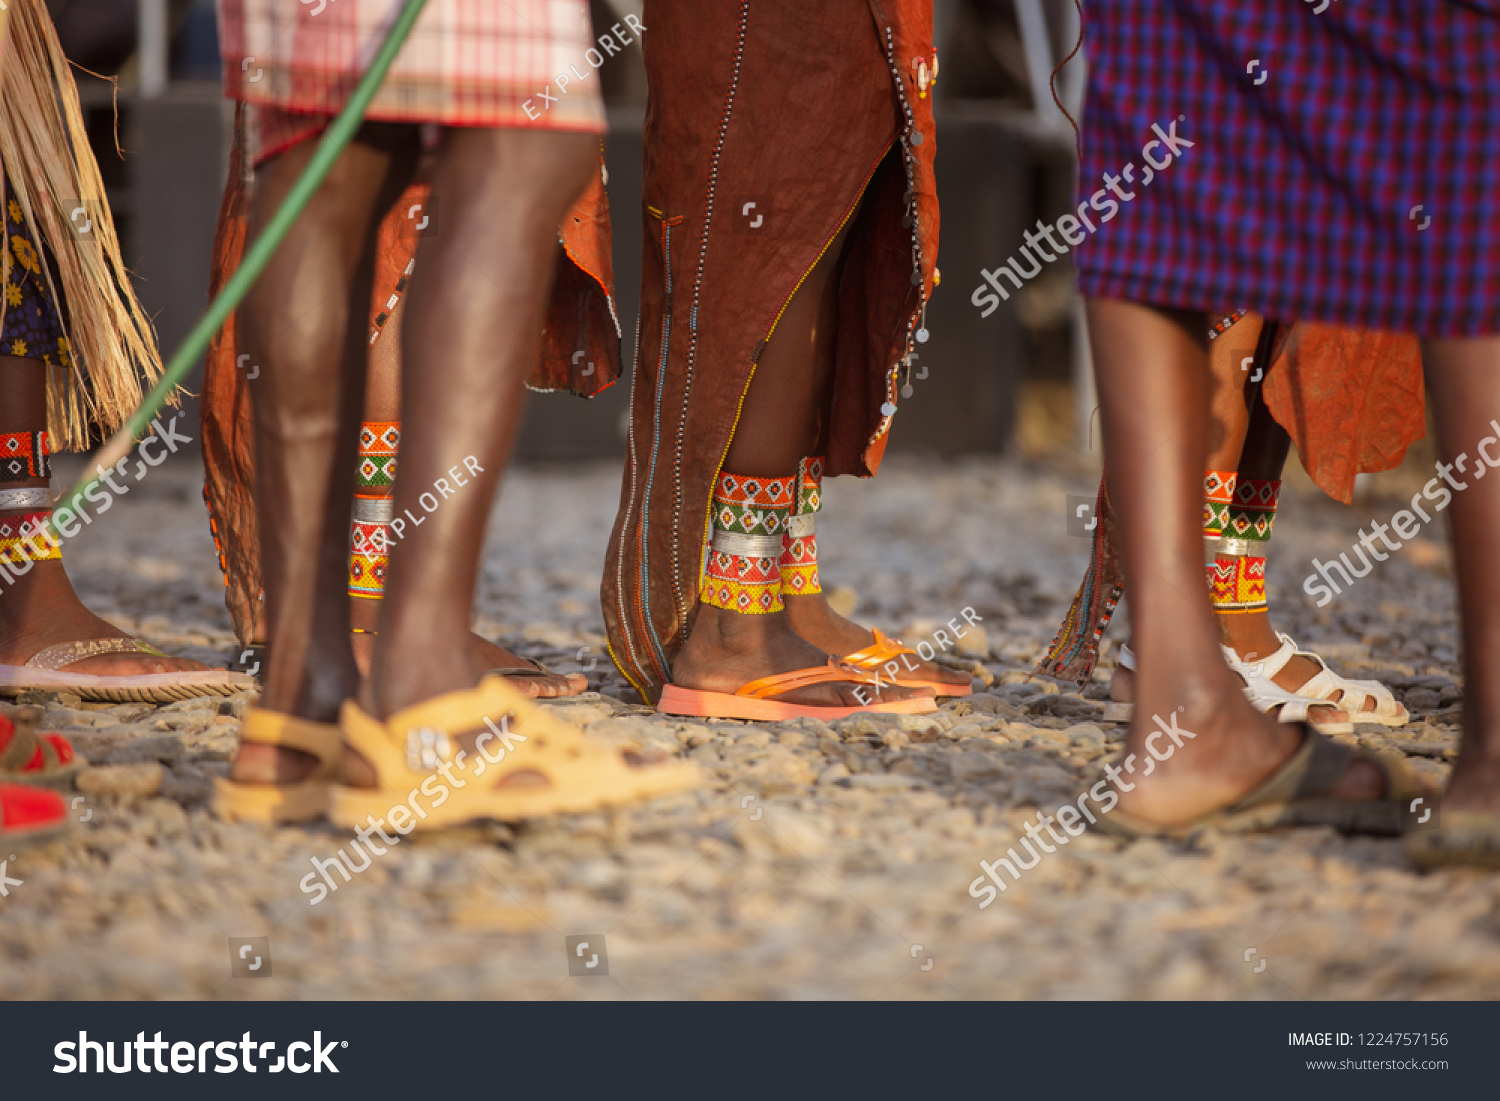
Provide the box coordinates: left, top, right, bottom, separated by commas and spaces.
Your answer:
1084, 725, 1421, 839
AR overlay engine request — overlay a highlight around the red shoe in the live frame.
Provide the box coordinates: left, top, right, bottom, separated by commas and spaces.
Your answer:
0, 711, 84, 788
0, 782, 69, 845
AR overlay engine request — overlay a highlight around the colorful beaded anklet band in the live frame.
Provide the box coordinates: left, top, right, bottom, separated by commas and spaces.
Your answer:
1209, 554, 1267, 612
1202, 469, 1237, 539
1210, 478, 1279, 614
357, 421, 400, 489
349, 496, 393, 599
0, 510, 60, 566
1224, 478, 1281, 544
701, 471, 793, 614
780, 455, 823, 596
1202, 468, 1238, 581
0, 431, 49, 483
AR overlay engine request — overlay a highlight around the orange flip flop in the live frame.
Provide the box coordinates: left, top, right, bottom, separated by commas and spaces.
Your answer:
657, 658, 938, 721
841, 629, 973, 698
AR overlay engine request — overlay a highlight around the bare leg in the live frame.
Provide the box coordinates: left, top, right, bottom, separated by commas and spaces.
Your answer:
1111, 314, 1353, 720
670, 221, 928, 707
1088, 298, 1379, 826
0, 356, 209, 675
349, 286, 584, 696
1420, 336, 1500, 814
361, 127, 597, 721
229, 125, 416, 785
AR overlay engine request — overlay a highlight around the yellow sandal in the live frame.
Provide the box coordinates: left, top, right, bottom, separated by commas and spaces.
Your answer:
211, 709, 342, 823
327, 675, 701, 830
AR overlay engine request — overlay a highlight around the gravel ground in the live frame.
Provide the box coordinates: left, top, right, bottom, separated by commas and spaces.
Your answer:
0, 447, 1490, 1001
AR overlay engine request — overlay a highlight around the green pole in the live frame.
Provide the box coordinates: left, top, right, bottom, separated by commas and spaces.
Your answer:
52, 0, 430, 533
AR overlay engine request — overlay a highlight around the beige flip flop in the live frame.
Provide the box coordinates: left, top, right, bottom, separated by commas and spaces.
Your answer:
327, 675, 702, 830
212, 708, 342, 823
0, 639, 256, 702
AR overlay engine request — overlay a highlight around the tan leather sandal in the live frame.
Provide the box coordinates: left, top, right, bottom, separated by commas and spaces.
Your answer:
212, 709, 342, 823
327, 675, 701, 830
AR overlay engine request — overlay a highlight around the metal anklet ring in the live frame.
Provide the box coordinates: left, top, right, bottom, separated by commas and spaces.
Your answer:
0, 487, 54, 511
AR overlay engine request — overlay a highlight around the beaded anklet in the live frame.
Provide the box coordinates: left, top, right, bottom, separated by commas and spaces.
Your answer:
0, 509, 61, 567
349, 496, 392, 599
1202, 469, 1238, 583
350, 421, 399, 599
701, 471, 793, 614
0, 430, 49, 482
357, 421, 400, 489
780, 455, 823, 597
1211, 478, 1280, 614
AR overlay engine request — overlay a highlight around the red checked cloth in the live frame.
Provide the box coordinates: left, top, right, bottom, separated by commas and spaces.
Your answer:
218, 0, 603, 162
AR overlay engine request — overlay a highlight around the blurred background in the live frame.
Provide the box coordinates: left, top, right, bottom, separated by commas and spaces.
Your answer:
50, 0, 1091, 463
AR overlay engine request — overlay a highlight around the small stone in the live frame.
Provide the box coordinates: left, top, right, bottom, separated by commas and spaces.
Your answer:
881, 728, 910, 750
106, 703, 156, 722
963, 694, 1022, 718
1064, 722, 1106, 748
217, 698, 249, 719
24, 690, 81, 709
160, 697, 219, 714
76, 762, 165, 798
1404, 687, 1441, 711
741, 747, 817, 793
817, 761, 851, 785
954, 625, 989, 658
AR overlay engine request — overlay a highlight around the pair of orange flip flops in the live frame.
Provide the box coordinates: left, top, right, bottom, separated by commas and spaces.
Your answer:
657, 629, 972, 721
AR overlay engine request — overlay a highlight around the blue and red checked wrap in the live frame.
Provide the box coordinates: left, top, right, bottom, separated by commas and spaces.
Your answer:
1073, 0, 1500, 338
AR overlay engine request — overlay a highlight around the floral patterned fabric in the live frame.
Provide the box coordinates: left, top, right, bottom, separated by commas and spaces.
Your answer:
1, 191, 68, 367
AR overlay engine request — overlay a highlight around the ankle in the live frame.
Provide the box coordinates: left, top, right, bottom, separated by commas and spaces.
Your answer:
1217, 612, 1281, 661
687, 605, 787, 654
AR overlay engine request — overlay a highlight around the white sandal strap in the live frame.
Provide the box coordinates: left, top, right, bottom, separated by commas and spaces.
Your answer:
1275, 632, 1404, 717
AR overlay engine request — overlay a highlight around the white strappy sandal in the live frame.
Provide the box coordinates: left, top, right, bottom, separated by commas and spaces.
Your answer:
1223, 632, 1408, 728
1102, 642, 1355, 735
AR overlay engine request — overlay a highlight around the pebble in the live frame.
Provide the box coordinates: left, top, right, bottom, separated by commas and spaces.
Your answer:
75, 762, 165, 797
1404, 687, 1441, 711
954, 625, 990, 658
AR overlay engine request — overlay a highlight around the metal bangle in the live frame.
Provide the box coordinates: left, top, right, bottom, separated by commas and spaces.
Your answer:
1215, 537, 1254, 558
785, 514, 816, 539
0, 487, 54, 511
710, 529, 784, 559
353, 496, 394, 523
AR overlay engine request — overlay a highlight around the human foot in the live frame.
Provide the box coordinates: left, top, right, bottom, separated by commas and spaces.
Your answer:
1220, 615, 1406, 723
670, 604, 932, 710
0, 561, 212, 677
348, 601, 584, 697
782, 592, 973, 695
1110, 636, 1351, 726
1106, 689, 1398, 831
